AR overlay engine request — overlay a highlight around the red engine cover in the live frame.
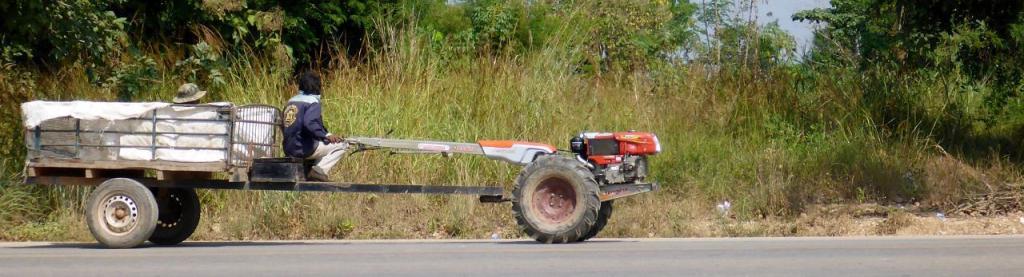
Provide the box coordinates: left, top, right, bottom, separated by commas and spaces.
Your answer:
614, 132, 660, 155
582, 131, 660, 165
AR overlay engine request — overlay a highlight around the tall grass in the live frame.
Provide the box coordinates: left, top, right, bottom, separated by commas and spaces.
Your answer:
1, 18, 1021, 240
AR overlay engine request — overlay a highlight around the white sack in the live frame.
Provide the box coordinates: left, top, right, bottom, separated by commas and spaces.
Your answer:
27, 101, 275, 164
231, 108, 276, 160
115, 105, 230, 162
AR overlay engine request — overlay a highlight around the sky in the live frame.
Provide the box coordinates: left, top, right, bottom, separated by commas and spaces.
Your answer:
757, 0, 832, 53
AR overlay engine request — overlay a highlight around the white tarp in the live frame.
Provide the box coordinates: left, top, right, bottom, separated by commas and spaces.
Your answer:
25, 101, 275, 163
22, 101, 172, 128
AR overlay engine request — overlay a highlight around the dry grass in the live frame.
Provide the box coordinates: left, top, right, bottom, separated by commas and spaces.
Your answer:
4, 20, 1024, 241
921, 150, 988, 208
13, 192, 1024, 242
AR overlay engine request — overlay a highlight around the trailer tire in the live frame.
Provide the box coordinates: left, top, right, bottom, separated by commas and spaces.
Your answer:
85, 178, 159, 249
578, 200, 613, 242
513, 156, 600, 243
149, 188, 201, 246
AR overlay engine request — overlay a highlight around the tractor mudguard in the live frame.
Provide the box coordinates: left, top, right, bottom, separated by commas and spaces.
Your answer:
478, 140, 557, 165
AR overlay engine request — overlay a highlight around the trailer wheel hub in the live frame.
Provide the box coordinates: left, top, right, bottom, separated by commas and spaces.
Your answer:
157, 193, 183, 228
103, 195, 139, 234
532, 177, 577, 223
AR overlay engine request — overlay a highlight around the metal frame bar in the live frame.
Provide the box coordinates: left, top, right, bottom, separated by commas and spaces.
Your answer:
150, 109, 158, 159
23, 175, 656, 202
36, 144, 229, 150
226, 107, 234, 166
23, 176, 504, 197
74, 119, 81, 158
118, 117, 229, 123
598, 182, 659, 202
346, 137, 485, 156
25, 104, 282, 169
33, 126, 41, 151
31, 129, 232, 136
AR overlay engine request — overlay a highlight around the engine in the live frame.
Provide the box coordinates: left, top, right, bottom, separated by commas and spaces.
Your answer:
569, 131, 661, 184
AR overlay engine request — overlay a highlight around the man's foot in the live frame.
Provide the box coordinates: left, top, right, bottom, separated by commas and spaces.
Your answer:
307, 168, 332, 182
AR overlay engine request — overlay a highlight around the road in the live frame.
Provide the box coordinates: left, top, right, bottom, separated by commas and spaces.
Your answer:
1, 236, 1023, 276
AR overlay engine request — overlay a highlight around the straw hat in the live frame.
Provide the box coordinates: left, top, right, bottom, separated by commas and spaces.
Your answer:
173, 83, 207, 104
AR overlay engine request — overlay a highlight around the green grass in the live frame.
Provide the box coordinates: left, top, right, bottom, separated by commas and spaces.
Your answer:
1, 20, 1021, 241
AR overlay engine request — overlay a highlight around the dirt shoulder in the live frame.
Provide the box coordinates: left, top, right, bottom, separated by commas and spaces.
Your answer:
4, 192, 1023, 242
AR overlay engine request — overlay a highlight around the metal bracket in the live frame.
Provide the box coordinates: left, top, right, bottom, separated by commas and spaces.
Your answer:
599, 182, 658, 202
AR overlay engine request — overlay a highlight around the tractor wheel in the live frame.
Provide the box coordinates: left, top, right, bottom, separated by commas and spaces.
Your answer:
512, 155, 600, 243
149, 188, 201, 246
577, 200, 613, 242
85, 178, 159, 249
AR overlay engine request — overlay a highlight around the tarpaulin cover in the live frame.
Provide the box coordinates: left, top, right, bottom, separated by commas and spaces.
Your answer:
24, 101, 274, 163
22, 101, 172, 128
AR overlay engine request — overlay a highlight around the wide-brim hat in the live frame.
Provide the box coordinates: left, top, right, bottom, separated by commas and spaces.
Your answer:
173, 83, 207, 104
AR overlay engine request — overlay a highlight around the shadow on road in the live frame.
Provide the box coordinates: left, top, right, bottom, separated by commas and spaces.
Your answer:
8, 239, 639, 249
496, 239, 640, 245
12, 241, 328, 249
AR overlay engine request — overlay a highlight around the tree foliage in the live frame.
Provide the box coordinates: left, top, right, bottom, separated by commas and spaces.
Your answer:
796, 0, 1024, 157
694, 0, 796, 74
582, 0, 697, 71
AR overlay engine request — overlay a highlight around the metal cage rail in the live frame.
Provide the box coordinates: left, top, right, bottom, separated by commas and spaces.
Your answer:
25, 104, 281, 169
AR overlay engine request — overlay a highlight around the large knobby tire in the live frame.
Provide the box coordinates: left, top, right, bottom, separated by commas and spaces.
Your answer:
578, 200, 613, 242
85, 178, 159, 249
149, 188, 201, 246
512, 156, 600, 243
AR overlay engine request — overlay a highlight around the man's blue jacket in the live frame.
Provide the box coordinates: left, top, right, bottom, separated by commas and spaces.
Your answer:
282, 92, 329, 158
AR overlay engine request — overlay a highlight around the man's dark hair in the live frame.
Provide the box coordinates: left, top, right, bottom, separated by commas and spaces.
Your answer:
298, 71, 322, 95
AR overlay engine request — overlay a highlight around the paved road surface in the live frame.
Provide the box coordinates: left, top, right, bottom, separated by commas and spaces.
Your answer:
2, 236, 1023, 276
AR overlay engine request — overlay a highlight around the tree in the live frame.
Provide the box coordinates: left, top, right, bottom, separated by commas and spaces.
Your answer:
694, 0, 795, 73
795, 0, 1024, 158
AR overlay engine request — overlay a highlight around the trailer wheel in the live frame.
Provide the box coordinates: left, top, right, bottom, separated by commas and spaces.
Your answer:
578, 200, 613, 242
513, 156, 600, 243
85, 178, 159, 248
149, 188, 200, 246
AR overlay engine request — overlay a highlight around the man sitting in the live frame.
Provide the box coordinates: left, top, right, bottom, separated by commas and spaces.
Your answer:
282, 72, 347, 181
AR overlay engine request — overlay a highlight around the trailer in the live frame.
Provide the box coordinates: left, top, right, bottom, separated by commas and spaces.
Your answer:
21, 101, 660, 248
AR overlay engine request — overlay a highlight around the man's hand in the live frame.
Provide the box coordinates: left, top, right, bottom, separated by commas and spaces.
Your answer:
325, 134, 344, 144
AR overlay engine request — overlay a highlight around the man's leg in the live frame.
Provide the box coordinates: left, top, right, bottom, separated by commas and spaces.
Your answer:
307, 142, 349, 178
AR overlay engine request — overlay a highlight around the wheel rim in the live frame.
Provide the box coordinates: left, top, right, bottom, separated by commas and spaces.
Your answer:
531, 177, 577, 224
102, 194, 139, 234
157, 192, 183, 229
